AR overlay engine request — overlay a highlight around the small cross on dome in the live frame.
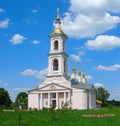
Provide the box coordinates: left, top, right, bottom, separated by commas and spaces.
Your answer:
56, 8, 60, 19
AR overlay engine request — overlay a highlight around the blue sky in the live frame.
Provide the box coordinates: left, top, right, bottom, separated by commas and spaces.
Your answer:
0, 0, 120, 101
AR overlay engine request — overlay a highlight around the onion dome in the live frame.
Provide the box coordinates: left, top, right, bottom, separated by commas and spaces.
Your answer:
82, 73, 85, 78
72, 67, 76, 73
49, 8, 67, 39
53, 28, 63, 34
78, 71, 81, 76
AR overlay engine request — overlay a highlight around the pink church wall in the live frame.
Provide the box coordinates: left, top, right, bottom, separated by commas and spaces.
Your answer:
28, 93, 38, 109
72, 89, 87, 109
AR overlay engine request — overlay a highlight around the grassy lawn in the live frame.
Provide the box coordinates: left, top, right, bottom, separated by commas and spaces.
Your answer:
0, 107, 120, 126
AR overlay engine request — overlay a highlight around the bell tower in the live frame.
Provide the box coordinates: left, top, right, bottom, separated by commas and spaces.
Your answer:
47, 8, 68, 78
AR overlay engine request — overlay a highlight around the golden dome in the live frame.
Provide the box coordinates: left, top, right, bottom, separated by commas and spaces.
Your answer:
78, 71, 81, 76
54, 28, 63, 34
72, 67, 76, 73
82, 74, 85, 78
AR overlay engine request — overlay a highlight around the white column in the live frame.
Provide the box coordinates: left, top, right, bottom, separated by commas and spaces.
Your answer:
68, 91, 71, 107
64, 92, 66, 104
89, 91, 91, 109
48, 93, 50, 108
56, 92, 59, 109
38, 93, 40, 110
40, 93, 43, 109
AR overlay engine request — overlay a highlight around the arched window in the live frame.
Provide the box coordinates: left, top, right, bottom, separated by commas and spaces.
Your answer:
53, 59, 58, 71
54, 41, 58, 50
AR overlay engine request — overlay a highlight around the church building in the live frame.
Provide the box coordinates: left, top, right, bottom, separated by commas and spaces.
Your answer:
28, 9, 96, 110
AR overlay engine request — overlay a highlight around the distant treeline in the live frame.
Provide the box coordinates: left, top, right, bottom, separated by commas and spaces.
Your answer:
107, 100, 120, 107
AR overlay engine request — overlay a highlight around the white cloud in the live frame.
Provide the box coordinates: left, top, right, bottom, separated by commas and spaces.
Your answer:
32, 9, 38, 13
94, 82, 104, 88
0, 18, 10, 28
70, 50, 85, 62
35, 68, 48, 80
0, 8, 5, 12
32, 40, 40, 44
13, 88, 30, 92
10, 34, 27, 44
21, 68, 48, 80
78, 51, 85, 56
21, 69, 37, 76
4, 83, 8, 87
62, 0, 120, 38
96, 64, 120, 71
69, 0, 120, 15
86, 75, 93, 80
70, 54, 81, 62
86, 35, 120, 50
0, 81, 8, 87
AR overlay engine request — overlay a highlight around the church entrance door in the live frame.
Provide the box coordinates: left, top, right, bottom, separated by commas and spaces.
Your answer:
52, 100, 56, 107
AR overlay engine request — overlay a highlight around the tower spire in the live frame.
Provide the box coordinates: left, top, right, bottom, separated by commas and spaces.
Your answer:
49, 9, 67, 36
56, 8, 60, 19
53, 8, 63, 34
55, 8, 61, 26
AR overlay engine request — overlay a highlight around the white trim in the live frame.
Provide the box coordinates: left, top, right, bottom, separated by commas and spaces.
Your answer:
89, 91, 91, 109
38, 94, 40, 110
48, 93, 50, 107
56, 92, 59, 109
40, 93, 43, 109
64, 92, 66, 104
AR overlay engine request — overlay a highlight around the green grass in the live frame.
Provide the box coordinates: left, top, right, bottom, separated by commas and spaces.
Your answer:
0, 107, 120, 126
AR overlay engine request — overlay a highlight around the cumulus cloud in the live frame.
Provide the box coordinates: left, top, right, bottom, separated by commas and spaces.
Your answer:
86, 35, 120, 50
21, 69, 37, 76
86, 75, 93, 80
4, 83, 8, 87
0, 18, 10, 28
70, 54, 81, 62
94, 82, 104, 88
21, 68, 48, 80
32, 9, 38, 13
0, 8, 5, 12
13, 88, 30, 92
35, 68, 48, 80
62, 0, 120, 38
0, 80, 8, 87
70, 50, 85, 62
32, 40, 40, 44
10, 34, 27, 44
96, 64, 120, 71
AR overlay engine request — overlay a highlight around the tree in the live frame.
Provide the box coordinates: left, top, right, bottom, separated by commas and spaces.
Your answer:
15, 92, 28, 109
96, 87, 110, 107
0, 88, 12, 107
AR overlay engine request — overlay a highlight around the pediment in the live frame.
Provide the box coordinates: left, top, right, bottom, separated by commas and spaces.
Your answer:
39, 83, 71, 91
